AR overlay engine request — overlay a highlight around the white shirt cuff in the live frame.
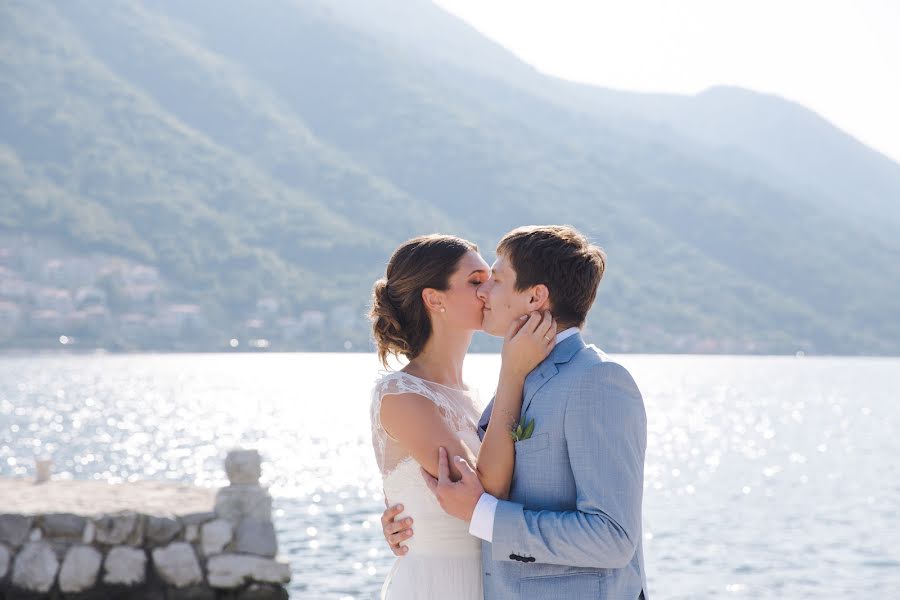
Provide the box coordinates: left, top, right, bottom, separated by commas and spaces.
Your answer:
468, 493, 498, 542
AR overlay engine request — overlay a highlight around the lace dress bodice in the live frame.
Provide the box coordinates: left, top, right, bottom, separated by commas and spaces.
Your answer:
371, 371, 484, 476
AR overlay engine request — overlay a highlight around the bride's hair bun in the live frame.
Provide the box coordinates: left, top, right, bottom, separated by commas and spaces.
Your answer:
371, 278, 411, 362
370, 234, 478, 368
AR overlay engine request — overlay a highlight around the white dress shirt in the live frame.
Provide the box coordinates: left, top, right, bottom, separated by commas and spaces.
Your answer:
468, 326, 580, 542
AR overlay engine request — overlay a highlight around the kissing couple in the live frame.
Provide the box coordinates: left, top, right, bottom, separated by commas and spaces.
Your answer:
369, 225, 648, 599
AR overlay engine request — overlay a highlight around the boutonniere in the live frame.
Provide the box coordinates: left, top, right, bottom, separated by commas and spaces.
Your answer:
510, 417, 535, 442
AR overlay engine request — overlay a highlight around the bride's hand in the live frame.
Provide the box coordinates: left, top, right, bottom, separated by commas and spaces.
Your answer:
500, 311, 557, 379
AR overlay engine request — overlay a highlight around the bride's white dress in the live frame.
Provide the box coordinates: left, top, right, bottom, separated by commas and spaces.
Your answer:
370, 371, 485, 600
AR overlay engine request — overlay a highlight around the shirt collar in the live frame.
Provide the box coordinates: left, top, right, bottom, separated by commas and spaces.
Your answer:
555, 326, 580, 344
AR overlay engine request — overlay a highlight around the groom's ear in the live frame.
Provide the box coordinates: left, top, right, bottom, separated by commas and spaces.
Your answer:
527, 284, 550, 310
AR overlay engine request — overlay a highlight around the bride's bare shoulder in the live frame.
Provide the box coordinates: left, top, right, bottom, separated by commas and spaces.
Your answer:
378, 382, 452, 440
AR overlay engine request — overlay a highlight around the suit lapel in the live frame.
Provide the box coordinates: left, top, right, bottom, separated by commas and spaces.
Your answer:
521, 361, 558, 416
520, 332, 587, 416
480, 332, 588, 433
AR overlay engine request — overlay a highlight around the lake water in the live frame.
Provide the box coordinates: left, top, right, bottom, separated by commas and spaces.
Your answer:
1, 352, 898, 598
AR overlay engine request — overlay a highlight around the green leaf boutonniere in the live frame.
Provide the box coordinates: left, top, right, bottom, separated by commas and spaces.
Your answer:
510, 417, 536, 442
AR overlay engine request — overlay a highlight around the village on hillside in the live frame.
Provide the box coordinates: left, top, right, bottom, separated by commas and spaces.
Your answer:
0, 234, 362, 352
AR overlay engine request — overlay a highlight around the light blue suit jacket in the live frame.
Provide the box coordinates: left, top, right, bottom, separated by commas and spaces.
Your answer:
477, 333, 648, 599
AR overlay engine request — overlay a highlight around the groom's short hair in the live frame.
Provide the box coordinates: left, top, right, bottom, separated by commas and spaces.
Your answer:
496, 225, 606, 328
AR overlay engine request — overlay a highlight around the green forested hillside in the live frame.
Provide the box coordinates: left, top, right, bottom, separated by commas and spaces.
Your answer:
1, 0, 898, 354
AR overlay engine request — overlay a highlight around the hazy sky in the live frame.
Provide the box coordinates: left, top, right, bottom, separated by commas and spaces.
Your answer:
435, 0, 900, 164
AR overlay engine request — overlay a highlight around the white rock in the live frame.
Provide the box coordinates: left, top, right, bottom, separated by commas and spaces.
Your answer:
0, 543, 10, 579
215, 484, 272, 526
201, 518, 233, 556
206, 553, 291, 589
94, 511, 142, 545
184, 523, 199, 542
43, 513, 87, 540
225, 449, 262, 485
11, 541, 59, 593
234, 519, 277, 557
151, 541, 203, 587
0, 514, 32, 548
59, 545, 102, 592
82, 519, 95, 543
146, 515, 181, 544
103, 545, 146, 585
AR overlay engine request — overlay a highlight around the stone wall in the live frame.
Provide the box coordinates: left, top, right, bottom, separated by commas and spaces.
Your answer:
0, 450, 290, 599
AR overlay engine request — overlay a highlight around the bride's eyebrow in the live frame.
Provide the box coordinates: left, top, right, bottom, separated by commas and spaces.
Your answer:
467, 269, 489, 276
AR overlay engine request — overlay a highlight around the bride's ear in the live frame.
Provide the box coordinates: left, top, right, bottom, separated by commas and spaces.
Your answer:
421, 288, 445, 315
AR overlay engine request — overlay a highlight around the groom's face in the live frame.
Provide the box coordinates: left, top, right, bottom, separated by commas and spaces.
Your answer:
477, 254, 543, 337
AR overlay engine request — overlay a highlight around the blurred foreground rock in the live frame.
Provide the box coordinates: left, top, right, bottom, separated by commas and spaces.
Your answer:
0, 448, 291, 598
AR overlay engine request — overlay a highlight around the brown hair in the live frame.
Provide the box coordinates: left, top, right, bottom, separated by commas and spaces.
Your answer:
496, 225, 605, 328
370, 234, 478, 367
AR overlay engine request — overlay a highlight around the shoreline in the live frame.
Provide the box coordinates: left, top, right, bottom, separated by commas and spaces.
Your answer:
1, 349, 898, 359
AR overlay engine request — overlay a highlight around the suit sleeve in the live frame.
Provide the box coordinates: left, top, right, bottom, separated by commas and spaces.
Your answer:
490, 361, 647, 568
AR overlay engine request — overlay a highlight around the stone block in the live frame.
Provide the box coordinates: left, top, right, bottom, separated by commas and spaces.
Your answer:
0, 514, 33, 548
215, 485, 272, 526
94, 511, 143, 545
200, 518, 232, 556
11, 541, 59, 593
233, 520, 276, 557
184, 524, 199, 542
225, 449, 261, 485
151, 541, 203, 588
206, 554, 290, 589
102, 545, 147, 585
42, 513, 87, 540
146, 515, 182, 545
82, 519, 95, 543
58, 545, 102, 592
0, 542, 10, 579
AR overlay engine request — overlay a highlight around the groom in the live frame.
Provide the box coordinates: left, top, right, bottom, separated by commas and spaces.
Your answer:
381, 225, 648, 599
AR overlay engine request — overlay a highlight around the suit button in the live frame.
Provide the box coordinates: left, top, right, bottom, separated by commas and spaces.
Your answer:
527, 557, 536, 562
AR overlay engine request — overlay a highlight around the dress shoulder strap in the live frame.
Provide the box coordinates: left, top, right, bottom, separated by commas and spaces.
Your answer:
371, 372, 437, 429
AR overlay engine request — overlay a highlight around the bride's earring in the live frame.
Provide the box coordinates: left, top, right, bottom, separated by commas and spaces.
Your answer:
440, 307, 446, 313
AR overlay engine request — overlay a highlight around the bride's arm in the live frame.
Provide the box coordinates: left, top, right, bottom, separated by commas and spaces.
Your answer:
474, 312, 556, 499
380, 392, 478, 483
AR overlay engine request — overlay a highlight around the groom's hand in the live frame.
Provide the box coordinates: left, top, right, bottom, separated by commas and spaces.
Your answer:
421, 447, 484, 522
380, 503, 414, 556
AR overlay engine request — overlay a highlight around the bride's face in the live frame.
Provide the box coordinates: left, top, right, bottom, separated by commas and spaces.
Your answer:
437, 250, 491, 332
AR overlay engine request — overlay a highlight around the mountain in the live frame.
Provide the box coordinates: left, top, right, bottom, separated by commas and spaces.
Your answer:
1, 0, 898, 354
324, 0, 900, 229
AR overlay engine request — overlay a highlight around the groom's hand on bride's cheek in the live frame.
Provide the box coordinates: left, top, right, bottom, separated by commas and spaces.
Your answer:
421, 447, 484, 522
380, 503, 414, 556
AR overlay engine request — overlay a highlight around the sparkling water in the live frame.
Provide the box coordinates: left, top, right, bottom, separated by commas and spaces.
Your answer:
1, 352, 898, 598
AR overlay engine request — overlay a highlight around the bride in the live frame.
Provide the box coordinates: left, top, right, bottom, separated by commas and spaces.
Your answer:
369, 234, 556, 599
